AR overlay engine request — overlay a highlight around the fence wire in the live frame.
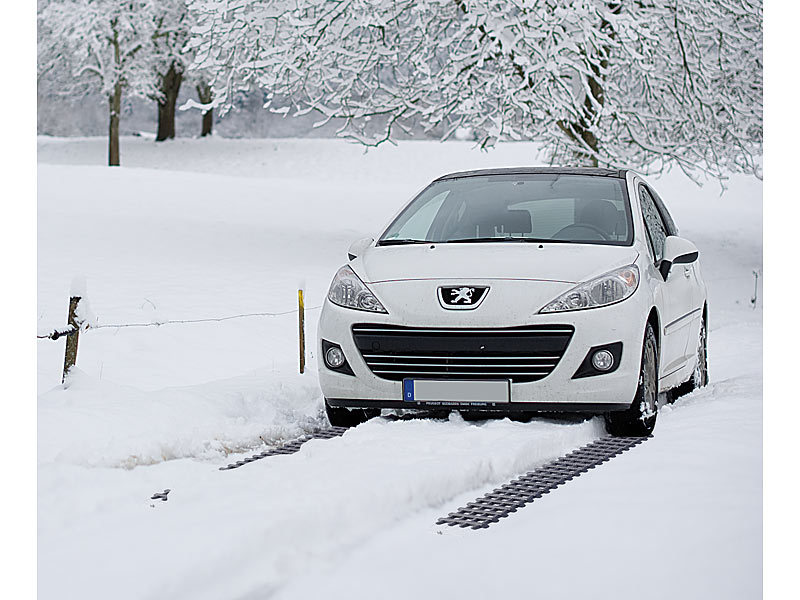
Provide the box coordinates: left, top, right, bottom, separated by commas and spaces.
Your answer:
37, 305, 322, 340
37, 326, 77, 340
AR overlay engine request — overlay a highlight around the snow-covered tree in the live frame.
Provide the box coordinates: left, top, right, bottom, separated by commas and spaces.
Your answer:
188, 0, 762, 179
141, 0, 218, 139
194, 78, 214, 136
38, 0, 157, 165
148, 0, 194, 141
174, 70, 217, 137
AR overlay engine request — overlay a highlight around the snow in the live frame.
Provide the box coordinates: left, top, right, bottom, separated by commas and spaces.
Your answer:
41, 370, 324, 468
69, 274, 87, 298
37, 136, 761, 599
39, 416, 608, 600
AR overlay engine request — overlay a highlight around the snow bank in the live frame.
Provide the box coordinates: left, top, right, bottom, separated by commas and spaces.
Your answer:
39, 369, 325, 468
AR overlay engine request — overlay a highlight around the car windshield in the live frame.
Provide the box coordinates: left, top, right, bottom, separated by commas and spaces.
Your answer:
379, 174, 633, 246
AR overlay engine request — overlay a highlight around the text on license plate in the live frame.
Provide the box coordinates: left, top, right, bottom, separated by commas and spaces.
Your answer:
402, 379, 510, 403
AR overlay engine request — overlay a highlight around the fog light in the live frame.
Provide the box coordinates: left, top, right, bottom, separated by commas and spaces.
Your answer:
591, 349, 614, 371
325, 346, 345, 369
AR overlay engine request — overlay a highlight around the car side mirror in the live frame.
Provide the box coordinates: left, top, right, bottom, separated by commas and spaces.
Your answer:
659, 236, 699, 279
348, 237, 374, 261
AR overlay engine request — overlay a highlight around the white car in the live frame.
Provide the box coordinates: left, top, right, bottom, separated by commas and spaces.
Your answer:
318, 167, 708, 436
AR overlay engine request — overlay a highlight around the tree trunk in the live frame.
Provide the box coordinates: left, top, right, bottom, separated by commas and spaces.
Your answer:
554, 6, 619, 167
196, 81, 214, 137
156, 63, 183, 142
108, 82, 121, 167
200, 107, 213, 137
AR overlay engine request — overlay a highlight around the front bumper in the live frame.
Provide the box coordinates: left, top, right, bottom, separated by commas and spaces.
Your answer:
318, 281, 646, 413
325, 398, 631, 413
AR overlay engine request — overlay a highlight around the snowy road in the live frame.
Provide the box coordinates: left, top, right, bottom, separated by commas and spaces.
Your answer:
37, 137, 761, 599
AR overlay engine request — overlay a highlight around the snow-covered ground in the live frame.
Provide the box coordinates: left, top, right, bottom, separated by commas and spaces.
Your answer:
37, 136, 762, 599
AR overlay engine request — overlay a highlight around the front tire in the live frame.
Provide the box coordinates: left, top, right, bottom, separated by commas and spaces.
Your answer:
605, 323, 658, 437
324, 399, 379, 428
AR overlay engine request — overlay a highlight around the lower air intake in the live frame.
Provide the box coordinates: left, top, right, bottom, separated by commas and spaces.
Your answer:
352, 324, 574, 383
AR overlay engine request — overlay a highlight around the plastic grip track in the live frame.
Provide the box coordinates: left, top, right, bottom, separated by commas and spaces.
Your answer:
436, 435, 651, 530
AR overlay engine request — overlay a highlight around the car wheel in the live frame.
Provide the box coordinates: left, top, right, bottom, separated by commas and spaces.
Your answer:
605, 322, 658, 437
668, 312, 709, 402
689, 313, 709, 389
324, 399, 379, 428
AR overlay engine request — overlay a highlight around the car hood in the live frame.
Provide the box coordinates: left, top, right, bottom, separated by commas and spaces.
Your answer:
356, 243, 639, 284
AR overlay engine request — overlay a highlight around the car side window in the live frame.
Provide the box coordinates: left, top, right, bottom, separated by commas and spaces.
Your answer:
648, 187, 678, 236
639, 185, 668, 263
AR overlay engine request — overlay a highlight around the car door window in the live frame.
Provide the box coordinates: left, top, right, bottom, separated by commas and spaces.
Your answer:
639, 185, 668, 262
649, 187, 678, 236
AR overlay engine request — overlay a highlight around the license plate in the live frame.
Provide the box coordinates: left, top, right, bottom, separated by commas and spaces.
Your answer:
402, 379, 510, 404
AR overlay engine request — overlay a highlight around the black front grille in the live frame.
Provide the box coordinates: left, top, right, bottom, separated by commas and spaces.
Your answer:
352, 324, 574, 383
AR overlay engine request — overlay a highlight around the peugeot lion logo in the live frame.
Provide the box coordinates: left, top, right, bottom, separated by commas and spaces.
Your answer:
438, 286, 489, 310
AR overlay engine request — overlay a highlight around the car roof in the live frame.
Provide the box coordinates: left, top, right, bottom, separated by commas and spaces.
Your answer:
433, 167, 628, 181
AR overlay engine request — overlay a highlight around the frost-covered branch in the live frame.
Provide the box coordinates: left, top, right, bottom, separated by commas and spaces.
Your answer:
187, 0, 762, 179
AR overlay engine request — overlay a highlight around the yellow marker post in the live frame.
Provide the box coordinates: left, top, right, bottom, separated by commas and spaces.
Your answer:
298, 289, 305, 374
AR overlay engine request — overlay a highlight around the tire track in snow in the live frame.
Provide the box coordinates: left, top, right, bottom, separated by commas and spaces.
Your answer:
40, 416, 607, 600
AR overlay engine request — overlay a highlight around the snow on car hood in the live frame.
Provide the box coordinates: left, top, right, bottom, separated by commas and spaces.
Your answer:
356, 243, 639, 284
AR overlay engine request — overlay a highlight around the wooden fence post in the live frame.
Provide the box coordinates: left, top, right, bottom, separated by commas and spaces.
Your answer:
62, 296, 81, 383
298, 289, 305, 374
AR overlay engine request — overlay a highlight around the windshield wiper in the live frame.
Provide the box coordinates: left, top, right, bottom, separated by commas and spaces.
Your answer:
444, 236, 554, 244
376, 238, 429, 246
378, 236, 562, 245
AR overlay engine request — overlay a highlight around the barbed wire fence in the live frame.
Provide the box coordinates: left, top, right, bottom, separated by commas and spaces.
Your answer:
37, 292, 321, 381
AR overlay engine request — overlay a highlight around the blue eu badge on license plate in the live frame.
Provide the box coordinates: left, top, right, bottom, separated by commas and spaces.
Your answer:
403, 379, 415, 402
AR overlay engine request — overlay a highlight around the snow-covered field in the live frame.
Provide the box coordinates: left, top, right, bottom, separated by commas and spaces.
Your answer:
37, 136, 762, 599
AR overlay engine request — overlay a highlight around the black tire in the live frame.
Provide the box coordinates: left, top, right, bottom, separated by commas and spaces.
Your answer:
668, 312, 709, 402
324, 399, 379, 428
689, 313, 709, 389
605, 323, 658, 437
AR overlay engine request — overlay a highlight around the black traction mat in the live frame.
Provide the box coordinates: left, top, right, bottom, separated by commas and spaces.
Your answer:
219, 427, 349, 470
437, 435, 651, 530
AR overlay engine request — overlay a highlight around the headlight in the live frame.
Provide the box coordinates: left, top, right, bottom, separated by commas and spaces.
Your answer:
539, 265, 639, 313
327, 265, 388, 313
